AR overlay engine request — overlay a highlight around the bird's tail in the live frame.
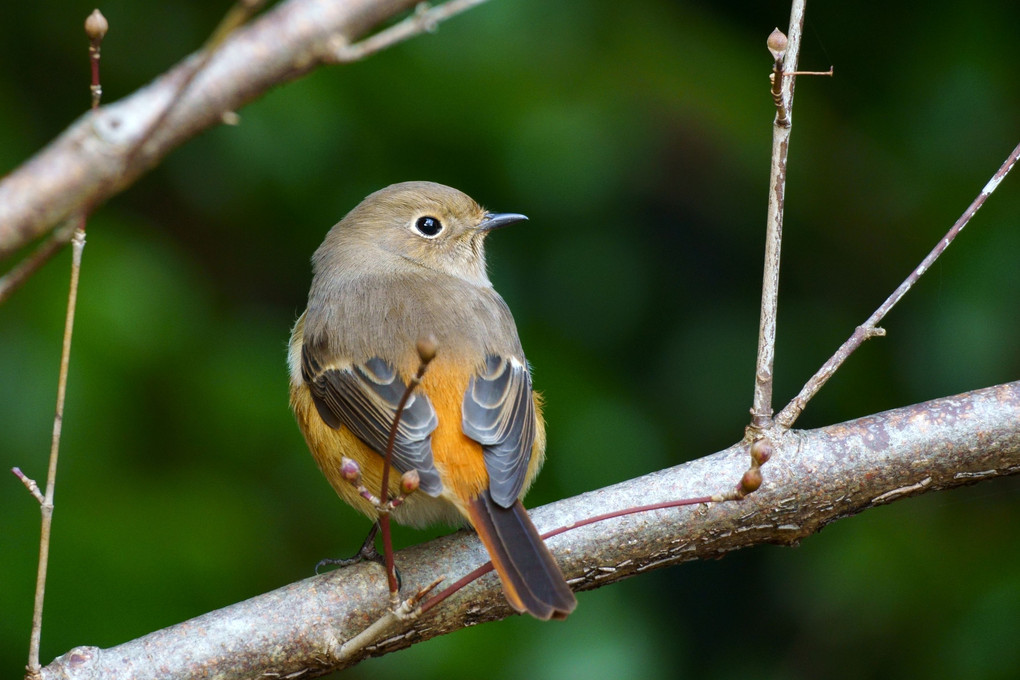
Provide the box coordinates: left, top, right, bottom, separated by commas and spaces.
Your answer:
467, 491, 576, 620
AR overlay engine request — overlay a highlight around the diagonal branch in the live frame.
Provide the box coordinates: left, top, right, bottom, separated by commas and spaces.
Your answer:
0, 0, 489, 260
38, 381, 1020, 680
775, 139, 1020, 429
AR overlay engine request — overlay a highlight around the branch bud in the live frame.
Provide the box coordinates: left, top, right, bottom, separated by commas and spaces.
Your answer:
85, 9, 109, 42
340, 456, 361, 483
750, 439, 773, 466
416, 334, 438, 364
767, 28, 788, 61
740, 467, 763, 495
400, 469, 420, 496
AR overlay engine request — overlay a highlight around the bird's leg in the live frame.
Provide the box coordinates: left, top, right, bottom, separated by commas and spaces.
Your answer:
315, 522, 384, 573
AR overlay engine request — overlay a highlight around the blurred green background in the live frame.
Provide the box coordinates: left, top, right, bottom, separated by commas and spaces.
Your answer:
3, 0, 1020, 678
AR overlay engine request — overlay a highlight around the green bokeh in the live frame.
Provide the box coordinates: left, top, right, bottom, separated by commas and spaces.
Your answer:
2, 1, 1019, 678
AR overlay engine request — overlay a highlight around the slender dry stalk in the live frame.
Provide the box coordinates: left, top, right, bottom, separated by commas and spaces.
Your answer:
750, 0, 806, 429
25, 227, 86, 679
0, 221, 77, 305
775, 139, 1020, 428
329, 0, 490, 62
378, 338, 438, 598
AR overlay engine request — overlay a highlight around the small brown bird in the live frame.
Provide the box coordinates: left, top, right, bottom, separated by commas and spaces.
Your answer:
288, 181, 576, 620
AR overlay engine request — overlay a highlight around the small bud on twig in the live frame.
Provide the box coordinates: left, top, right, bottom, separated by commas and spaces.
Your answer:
340, 456, 361, 483
767, 28, 788, 61
85, 9, 108, 109
416, 334, 438, 364
750, 439, 773, 466
739, 467, 763, 495
85, 9, 109, 42
400, 469, 420, 496
12, 467, 45, 504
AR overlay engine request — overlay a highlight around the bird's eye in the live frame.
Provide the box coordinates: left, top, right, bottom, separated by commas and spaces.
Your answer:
414, 216, 443, 237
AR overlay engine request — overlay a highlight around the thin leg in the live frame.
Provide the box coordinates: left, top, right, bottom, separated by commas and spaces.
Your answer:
315, 522, 384, 573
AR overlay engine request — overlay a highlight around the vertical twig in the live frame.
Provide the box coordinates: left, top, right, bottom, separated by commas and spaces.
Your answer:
86, 10, 108, 110
22, 15, 106, 676
0, 11, 107, 308
750, 0, 806, 430
775, 140, 1020, 429
25, 227, 86, 679
378, 337, 438, 601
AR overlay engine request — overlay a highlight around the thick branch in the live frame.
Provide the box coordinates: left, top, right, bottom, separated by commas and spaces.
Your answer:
41, 381, 1020, 679
0, 0, 428, 259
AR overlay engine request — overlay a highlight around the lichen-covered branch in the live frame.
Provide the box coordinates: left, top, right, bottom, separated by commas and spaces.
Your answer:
41, 380, 1020, 679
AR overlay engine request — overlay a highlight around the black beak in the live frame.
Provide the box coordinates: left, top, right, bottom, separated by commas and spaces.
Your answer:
479, 212, 528, 231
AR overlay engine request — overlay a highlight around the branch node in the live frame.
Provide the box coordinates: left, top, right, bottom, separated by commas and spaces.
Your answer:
413, 2, 439, 34
12, 468, 45, 504
400, 577, 444, 618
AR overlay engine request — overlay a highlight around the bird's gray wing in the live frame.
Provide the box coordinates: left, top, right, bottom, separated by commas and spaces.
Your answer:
301, 343, 442, 496
462, 355, 536, 508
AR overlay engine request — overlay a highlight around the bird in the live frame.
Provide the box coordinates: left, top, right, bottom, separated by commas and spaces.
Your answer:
288, 181, 576, 620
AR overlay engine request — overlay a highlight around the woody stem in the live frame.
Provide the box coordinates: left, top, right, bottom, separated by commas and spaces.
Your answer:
379, 342, 437, 598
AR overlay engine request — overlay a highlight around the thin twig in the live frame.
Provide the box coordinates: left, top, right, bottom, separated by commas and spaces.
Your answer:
0, 1, 260, 304
119, 0, 265, 178
328, 0, 489, 63
378, 337, 438, 598
419, 493, 721, 615
331, 578, 443, 664
775, 140, 1020, 429
12, 468, 45, 504
0, 221, 77, 305
750, 0, 806, 430
86, 10, 108, 110
25, 227, 86, 678
0, 10, 107, 307
23, 15, 107, 674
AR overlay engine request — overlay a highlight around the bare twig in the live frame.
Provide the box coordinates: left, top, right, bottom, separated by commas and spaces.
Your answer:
767, 28, 789, 125
750, 0, 806, 430
0, 9, 108, 306
419, 492, 722, 615
25, 228, 86, 679
775, 139, 1020, 429
12, 468, 45, 504
330, 577, 443, 665
377, 336, 438, 599
328, 0, 490, 62
85, 10, 108, 109
785, 68, 834, 76
0, 221, 77, 306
